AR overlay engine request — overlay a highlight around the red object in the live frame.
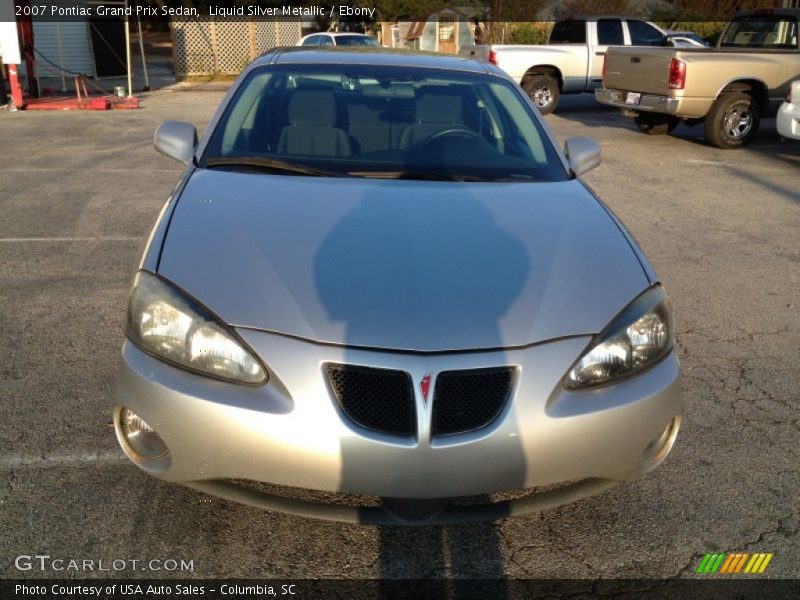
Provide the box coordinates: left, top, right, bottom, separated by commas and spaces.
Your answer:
7, 64, 25, 108
24, 94, 139, 111
420, 374, 432, 405
669, 58, 686, 90
90, 97, 111, 110
488, 49, 498, 66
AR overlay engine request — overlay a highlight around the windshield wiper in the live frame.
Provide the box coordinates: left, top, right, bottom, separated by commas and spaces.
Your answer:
347, 170, 482, 182
204, 157, 344, 178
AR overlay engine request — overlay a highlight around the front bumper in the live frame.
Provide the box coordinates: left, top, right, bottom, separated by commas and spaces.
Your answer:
595, 88, 680, 115
114, 330, 683, 523
777, 102, 800, 140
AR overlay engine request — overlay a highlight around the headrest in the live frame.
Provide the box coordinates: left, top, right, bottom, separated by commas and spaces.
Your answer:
415, 89, 463, 123
288, 90, 337, 126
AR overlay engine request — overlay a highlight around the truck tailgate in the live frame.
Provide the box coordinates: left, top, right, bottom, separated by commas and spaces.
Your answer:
603, 47, 675, 95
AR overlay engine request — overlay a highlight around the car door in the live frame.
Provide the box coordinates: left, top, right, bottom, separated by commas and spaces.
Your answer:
589, 18, 624, 89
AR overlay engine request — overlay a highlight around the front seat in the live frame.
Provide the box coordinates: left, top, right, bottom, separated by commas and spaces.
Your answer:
277, 89, 352, 156
399, 89, 466, 149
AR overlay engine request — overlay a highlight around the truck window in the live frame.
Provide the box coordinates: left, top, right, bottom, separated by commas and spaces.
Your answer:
720, 17, 798, 48
597, 19, 624, 45
628, 20, 665, 46
549, 20, 586, 44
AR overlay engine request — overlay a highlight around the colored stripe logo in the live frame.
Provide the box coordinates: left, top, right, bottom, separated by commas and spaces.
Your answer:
696, 552, 773, 574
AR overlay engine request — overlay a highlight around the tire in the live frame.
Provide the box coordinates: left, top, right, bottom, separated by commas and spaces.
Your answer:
634, 112, 680, 135
523, 74, 560, 115
704, 92, 760, 149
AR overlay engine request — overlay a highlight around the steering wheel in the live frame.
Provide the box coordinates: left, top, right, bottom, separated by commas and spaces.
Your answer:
417, 128, 484, 152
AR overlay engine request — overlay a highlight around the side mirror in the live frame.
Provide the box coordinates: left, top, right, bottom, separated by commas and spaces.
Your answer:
564, 136, 601, 176
154, 120, 198, 164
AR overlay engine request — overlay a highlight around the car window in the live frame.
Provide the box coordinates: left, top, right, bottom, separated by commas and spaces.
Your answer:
301, 35, 321, 46
335, 35, 380, 46
628, 20, 664, 46
549, 20, 586, 44
720, 17, 798, 48
597, 19, 624, 45
319, 36, 335, 47
202, 64, 569, 182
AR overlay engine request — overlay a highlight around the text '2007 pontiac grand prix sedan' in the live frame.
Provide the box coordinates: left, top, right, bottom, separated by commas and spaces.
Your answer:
113, 47, 683, 525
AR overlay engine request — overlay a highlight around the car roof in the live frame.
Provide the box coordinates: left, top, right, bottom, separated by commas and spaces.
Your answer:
256, 47, 494, 75
734, 8, 800, 18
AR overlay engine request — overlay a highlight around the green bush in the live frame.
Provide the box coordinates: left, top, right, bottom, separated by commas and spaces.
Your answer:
504, 22, 554, 45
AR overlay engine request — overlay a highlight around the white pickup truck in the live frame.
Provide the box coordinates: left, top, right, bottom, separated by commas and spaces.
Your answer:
460, 17, 669, 113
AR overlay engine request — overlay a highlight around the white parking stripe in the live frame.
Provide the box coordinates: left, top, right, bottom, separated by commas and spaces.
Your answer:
0, 236, 143, 243
0, 450, 127, 470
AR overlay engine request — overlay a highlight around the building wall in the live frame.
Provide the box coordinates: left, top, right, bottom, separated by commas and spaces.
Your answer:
30, 21, 94, 78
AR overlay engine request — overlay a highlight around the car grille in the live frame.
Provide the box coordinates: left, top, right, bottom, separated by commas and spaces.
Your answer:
326, 363, 415, 437
432, 367, 516, 436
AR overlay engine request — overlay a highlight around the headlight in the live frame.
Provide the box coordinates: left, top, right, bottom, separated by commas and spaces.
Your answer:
565, 286, 673, 389
125, 271, 267, 385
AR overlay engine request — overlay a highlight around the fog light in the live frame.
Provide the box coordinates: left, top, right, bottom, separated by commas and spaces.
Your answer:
641, 414, 681, 470
119, 407, 169, 460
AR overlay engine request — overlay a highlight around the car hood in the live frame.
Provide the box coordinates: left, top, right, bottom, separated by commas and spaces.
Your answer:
158, 170, 650, 352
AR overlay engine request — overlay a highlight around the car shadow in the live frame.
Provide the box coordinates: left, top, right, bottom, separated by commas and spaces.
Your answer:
313, 182, 532, 586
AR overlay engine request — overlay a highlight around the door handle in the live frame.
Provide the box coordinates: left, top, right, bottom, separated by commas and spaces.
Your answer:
631, 56, 642, 63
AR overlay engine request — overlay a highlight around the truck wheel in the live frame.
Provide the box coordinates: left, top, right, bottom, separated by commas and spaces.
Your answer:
524, 75, 560, 115
705, 92, 760, 149
634, 113, 680, 135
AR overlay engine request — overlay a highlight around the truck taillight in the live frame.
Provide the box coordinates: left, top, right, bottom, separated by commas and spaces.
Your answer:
668, 58, 686, 90
488, 50, 498, 66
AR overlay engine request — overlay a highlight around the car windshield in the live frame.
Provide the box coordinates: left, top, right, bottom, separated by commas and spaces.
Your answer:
335, 35, 379, 46
720, 17, 798, 48
201, 63, 568, 182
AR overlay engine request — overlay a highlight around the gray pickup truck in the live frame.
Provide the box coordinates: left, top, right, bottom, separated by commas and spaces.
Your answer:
596, 8, 800, 148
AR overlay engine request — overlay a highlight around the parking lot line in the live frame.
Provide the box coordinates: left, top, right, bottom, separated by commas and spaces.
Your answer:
0, 236, 143, 243
0, 450, 126, 470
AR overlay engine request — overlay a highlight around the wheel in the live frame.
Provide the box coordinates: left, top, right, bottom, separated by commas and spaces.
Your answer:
634, 112, 680, 135
523, 74, 560, 115
704, 92, 760, 149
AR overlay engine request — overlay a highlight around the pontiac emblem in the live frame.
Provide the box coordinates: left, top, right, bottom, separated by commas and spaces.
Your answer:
420, 374, 432, 405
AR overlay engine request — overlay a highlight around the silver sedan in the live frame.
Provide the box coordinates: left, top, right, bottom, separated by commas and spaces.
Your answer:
113, 48, 682, 525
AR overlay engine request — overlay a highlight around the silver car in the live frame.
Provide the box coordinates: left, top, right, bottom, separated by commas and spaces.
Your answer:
114, 48, 683, 525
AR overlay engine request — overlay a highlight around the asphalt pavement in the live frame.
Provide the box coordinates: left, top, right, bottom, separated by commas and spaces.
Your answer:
1, 88, 798, 580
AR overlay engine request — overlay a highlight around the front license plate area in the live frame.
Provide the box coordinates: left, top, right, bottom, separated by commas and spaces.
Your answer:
625, 92, 642, 106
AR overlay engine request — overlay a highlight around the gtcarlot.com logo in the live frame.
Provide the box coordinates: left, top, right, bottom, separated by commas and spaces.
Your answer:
696, 552, 774, 575
14, 555, 194, 572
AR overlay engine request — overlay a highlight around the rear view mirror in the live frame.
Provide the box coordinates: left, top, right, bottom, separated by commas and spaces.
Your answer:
564, 137, 601, 176
154, 120, 198, 165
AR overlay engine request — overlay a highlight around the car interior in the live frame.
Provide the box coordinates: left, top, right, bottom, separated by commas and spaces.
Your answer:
214, 74, 547, 163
